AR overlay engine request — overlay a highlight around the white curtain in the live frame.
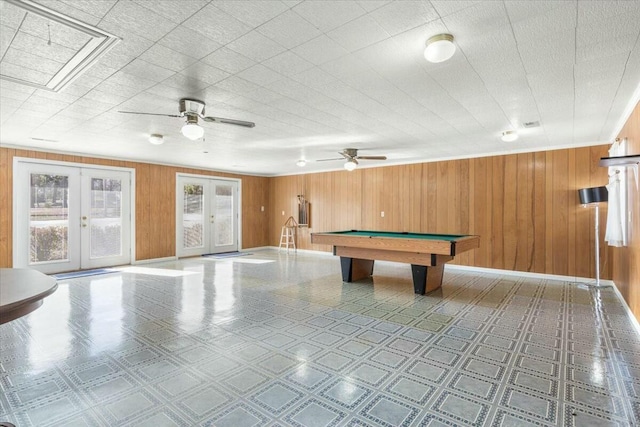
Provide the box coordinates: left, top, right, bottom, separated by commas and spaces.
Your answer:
605, 139, 626, 247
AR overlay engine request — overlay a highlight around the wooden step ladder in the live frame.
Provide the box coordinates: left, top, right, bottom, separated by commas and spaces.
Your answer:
279, 216, 298, 252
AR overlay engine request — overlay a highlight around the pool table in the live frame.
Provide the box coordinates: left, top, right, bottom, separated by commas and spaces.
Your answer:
311, 230, 480, 294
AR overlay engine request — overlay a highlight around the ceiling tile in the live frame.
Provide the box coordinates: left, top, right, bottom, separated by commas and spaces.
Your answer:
1, 62, 49, 85
237, 64, 284, 87
2, 47, 63, 77
98, 21, 155, 58
226, 31, 287, 62
262, 51, 314, 77
510, 2, 576, 42
292, 1, 367, 32
292, 35, 350, 65
158, 25, 222, 60
179, 62, 230, 85
577, 9, 640, 47
32, 0, 109, 24
214, 0, 290, 27
201, 47, 256, 74
257, 10, 322, 49
103, 1, 177, 42
369, 1, 439, 36
290, 67, 337, 90
504, 1, 568, 24
7, 31, 76, 64
82, 88, 130, 106
20, 13, 91, 51
321, 55, 372, 80
140, 44, 199, 73
355, 1, 392, 13
430, 1, 482, 18
133, 0, 208, 24
121, 59, 176, 83
576, 33, 637, 63
182, 4, 251, 45
327, 15, 390, 52
0, 26, 15, 59
213, 76, 262, 97
0, 1, 26, 29
443, 1, 509, 36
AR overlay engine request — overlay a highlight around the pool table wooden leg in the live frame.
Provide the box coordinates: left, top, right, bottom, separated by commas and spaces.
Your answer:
340, 257, 375, 282
411, 264, 445, 294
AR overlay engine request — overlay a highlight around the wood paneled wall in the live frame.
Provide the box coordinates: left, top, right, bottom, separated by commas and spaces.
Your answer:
0, 148, 270, 266
270, 145, 613, 279
612, 101, 640, 323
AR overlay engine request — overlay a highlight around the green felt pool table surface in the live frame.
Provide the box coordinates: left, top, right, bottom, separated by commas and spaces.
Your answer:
322, 230, 467, 241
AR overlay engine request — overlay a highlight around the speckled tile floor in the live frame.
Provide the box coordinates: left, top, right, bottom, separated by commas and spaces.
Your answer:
1, 249, 639, 426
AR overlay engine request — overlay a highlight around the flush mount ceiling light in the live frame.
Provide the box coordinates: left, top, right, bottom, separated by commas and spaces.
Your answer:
344, 159, 358, 171
424, 34, 456, 63
181, 116, 204, 140
501, 130, 519, 142
296, 159, 307, 167
148, 134, 164, 145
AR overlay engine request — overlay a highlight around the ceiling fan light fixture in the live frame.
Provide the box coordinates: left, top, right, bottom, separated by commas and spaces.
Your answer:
296, 159, 307, 167
148, 134, 164, 145
344, 159, 357, 171
501, 130, 519, 142
424, 34, 455, 63
182, 117, 204, 140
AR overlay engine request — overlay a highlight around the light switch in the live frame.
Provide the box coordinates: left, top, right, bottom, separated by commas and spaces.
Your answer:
282, 210, 285, 215
261, 206, 264, 212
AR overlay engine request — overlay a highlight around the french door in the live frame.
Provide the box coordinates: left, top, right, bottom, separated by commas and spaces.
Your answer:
14, 161, 132, 274
176, 175, 239, 257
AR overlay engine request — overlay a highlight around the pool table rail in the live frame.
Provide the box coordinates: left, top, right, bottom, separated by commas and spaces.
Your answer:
311, 230, 480, 294
312, 231, 479, 256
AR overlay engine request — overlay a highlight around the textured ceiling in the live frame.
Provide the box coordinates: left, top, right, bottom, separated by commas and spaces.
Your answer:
1, 0, 639, 176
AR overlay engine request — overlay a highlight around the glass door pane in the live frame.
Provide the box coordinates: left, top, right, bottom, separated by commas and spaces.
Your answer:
210, 180, 238, 253
89, 177, 122, 258
29, 173, 70, 264
176, 176, 210, 257
15, 162, 80, 274
80, 168, 131, 270
214, 184, 233, 246
183, 183, 205, 249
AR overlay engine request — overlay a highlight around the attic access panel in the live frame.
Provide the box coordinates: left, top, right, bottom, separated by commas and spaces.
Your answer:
0, 0, 120, 92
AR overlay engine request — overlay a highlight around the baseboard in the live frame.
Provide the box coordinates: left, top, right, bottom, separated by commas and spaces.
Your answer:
444, 263, 616, 287
608, 281, 640, 336
133, 256, 177, 265
243, 246, 275, 252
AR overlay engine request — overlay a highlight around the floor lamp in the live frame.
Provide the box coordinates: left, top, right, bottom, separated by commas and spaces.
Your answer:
578, 186, 609, 287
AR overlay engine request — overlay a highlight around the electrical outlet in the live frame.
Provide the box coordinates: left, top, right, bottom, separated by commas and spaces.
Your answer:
261, 206, 264, 212
381, 211, 385, 217
282, 210, 285, 215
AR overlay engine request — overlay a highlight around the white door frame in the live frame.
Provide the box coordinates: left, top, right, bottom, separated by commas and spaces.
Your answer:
176, 173, 242, 257
13, 157, 136, 270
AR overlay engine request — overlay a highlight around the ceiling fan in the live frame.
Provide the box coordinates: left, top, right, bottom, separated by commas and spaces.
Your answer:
118, 98, 255, 141
317, 148, 387, 171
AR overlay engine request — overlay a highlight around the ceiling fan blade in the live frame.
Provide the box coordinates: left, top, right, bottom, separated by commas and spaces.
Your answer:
202, 116, 255, 128
316, 158, 343, 162
118, 111, 182, 118
356, 155, 387, 160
